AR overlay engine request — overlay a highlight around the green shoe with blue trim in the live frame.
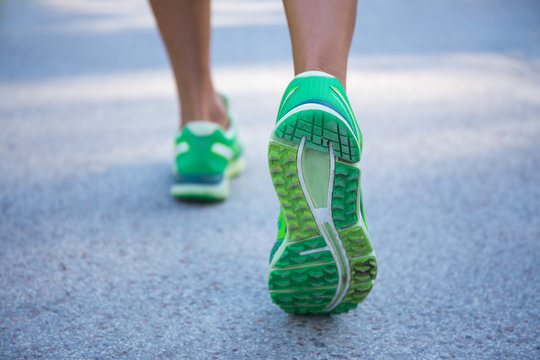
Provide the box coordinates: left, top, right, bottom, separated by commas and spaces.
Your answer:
171, 95, 244, 201
267, 71, 377, 314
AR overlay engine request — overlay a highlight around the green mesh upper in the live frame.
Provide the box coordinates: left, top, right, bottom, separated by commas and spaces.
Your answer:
174, 95, 242, 176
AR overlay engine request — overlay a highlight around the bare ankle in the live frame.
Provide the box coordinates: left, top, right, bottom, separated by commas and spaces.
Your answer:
179, 90, 228, 129
209, 92, 229, 129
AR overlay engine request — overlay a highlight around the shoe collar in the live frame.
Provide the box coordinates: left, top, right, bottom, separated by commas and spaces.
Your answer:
295, 70, 334, 79
183, 120, 222, 136
176, 120, 237, 141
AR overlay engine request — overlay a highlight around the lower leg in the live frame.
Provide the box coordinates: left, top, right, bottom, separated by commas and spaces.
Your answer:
283, 0, 358, 88
149, 0, 227, 128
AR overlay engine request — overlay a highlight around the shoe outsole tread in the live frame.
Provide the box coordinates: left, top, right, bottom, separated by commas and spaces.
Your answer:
275, 109, 360, 162
332, 163, 359, 229
268, 110, 377, 315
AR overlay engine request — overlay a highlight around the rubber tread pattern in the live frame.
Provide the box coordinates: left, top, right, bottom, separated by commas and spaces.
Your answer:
339, 226, 374, 258
270, 288, 336, 307
335, 227, 377, 311
268, 143, 319, 242
268, 140, 376, 315
268, 263, 339, 291
329, 302, 359, 314
274, 110, 360, 162
332, 163, 359, 229
279, 304, 328, 314
274, 237, 333, 268
342, 281, 375, 304
350, 256, 378, 283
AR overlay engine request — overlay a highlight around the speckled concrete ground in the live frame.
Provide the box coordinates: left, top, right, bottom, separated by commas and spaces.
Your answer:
1, 0, 539, 359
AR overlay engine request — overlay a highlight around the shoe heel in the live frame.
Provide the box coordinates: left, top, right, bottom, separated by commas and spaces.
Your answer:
274, 104, 361, 162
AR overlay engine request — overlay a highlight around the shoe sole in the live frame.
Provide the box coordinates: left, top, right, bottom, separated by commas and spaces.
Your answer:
274, 102, 361, 163
268, 105, 377, 315
170, 180, 229, 201
171, 157, 245, 201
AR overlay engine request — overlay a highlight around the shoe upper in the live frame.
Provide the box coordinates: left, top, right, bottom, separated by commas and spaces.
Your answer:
173, 96, 242, 179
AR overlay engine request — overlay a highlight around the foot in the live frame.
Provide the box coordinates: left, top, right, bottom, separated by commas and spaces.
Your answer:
267, 71, 377, 314
171, 94, 244, 201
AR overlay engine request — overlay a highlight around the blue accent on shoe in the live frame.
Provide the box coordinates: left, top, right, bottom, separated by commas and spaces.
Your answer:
173, 173, 224, 185
291, 99, 353, 129
359, 188, 365, 220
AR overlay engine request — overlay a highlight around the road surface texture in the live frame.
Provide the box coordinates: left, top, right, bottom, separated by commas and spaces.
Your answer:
1, 0, 539, 359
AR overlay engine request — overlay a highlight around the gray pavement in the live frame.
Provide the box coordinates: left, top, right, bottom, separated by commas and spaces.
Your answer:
1, 0, 539, 359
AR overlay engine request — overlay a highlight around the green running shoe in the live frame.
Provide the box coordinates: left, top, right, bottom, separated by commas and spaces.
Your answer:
267, 71, 377, 314
171, 95, 244, 201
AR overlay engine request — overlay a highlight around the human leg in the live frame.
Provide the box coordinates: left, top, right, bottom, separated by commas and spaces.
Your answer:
283, 0, 358, 88
150, 0, 243, 200
149, 0, 227, 128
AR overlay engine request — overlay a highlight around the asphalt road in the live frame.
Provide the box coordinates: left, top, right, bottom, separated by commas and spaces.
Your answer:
1, 0, 539, 359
